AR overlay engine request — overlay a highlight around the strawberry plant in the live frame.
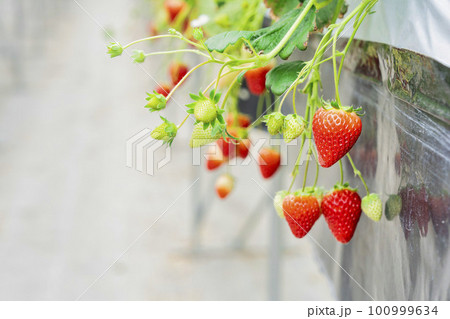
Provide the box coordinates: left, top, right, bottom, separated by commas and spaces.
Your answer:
108, 0, 382, 243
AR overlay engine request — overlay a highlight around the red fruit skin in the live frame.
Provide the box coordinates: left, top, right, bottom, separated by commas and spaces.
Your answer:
322, 189, 362, 243
206, 155, 224, 171
169, 62, 189, 86
216, 138, 236, 158
258, 148, 281, 179
226, 113, 251, 128
164, 0, 186, 22
155, 84, 171, 97
282, 194, 321, 238
215, 174, 233, 199
237, 139, 251, 159
312, 108, 362, 168
244, 65, 272, 95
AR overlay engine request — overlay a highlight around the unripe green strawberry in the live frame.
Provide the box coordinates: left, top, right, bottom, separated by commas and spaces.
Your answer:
132, 50, 146, 63
107, 42, 123, 58
189, 122, 221, 148
273, 190, 289, 219
145, 91, 166, 112
263, 112, 284, 135
151, 116, 177, 145
361, 193, 382, 221
385, 194, 402, 221
194, 99, 216, 123
283, 114, 305, 143
186, 91, 223, 125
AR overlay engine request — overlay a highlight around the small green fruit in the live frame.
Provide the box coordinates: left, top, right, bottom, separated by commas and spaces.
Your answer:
145, 91, 166, 112
263, 112, 284, 135
282, 114, 305, 143
385, 194, 402, 220
151, 116, 177, 145
362, 193, 382, 221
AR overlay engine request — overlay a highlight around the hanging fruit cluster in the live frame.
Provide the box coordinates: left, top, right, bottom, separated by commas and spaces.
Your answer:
108, 0, 381, 243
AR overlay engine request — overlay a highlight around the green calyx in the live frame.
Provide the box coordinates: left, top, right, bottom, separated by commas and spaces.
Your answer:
107, 42, 123, 58
145, 91, 167, 112
263, 112, 285, 135
321, 99, 363, 116
292, 186, 324, 202
150, 116, 177, 145
282, 114, 305, 143
331, 182, 357, 192
132, 50, 146, 63
361, 193, 382, 221
186, 90, 225, 131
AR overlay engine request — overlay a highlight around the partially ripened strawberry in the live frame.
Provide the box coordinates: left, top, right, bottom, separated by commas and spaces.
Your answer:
282, 114, 305, 143
215, 173, 234, 199
155, 83, 172, 97
361, 193, 382, 221
263, 112, 284, 135
164, 0, 187, 22
322, 184, 362, 243
273, 190, 289, 219
282, 189, 322, 238
258, 148, 281, 179
312, 103, 362, 168
226, 113, 251, 128
205, 146, 226, 170
244, 64, 273, 95
169, 62, 188, 86
189, 122, 221, 148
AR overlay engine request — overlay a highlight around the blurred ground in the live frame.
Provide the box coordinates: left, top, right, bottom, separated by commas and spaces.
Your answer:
0, 0, 335, 300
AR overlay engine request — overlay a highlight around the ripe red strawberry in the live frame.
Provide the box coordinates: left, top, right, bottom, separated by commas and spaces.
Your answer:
169, 62, 188, 86
237, 138, 251, 158
215, 173, 234, 199
244, 64, 273, 95
155, 83, 172, 97
215, 127, 245, 158
205, 146, 226, 171
322, 184, 362, 243
164, 0, 186, 22
312, 105, 362, 168
282, 190, 322, 238
226, 113, 251, 128
258, 148, 281, 179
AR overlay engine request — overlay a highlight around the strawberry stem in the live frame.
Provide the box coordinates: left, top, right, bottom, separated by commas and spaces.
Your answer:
177, 114, 190, 129
339, 159, 344, 184
166, 60, 216, 101
346, 153, 370, 195
144, 49, 210, 59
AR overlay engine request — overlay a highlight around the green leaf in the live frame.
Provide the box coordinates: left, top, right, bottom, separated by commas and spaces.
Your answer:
205, 3, 316, 60
315, 0, 348, 30
266, 60, 306, 95
264, 0, 301, 19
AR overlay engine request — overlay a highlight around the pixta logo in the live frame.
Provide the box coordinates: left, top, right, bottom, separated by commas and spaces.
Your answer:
126, 128, 171, 175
